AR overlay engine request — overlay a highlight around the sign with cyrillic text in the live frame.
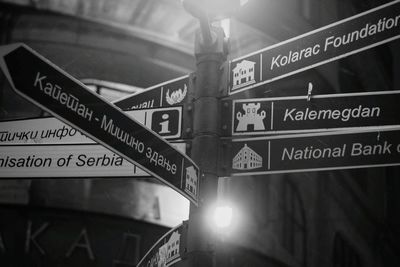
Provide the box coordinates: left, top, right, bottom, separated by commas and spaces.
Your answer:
0, 143, 185, 178
222, 90, 400, 136
136, 222, 187, 267
229, 0, 400, 95
0, 44, 200, 205
0, 106, 182, 145
224, 128, 400, 176
115, 75, 189, 110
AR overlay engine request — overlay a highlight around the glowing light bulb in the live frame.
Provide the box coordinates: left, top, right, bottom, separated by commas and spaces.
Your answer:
213, 205, 233, 228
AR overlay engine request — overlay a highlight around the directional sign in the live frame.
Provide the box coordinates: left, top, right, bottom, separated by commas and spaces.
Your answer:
114, 75, 190, 110
223, 128, 400, 176
0, 143, 185, 178
136, 222, 187, 267
0, 107, 182, 145
222, 90, 400, 136
229, 0, 400, 95
0, 44, 200, 205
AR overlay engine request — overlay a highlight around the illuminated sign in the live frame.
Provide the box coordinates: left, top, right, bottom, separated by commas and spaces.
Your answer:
229, 0, 400, 94
222, 90, 400, 136
225, 128, 400, 176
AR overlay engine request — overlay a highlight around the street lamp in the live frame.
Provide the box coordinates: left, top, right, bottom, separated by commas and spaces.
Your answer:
182, 0, 248, 21
211, 177, 236, 231
213, 205, 233, 229
182, 0, 248, 46
214, 205, 233, 229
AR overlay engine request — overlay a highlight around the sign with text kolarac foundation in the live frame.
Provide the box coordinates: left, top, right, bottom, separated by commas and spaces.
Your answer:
229, 0, 400, 95
222, 90, 400, 136
224, 128, 400, 176
0, 44, 200, 206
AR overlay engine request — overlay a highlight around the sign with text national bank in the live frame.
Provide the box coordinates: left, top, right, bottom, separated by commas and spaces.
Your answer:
224, 128, 400, 177
0, 44, 200, 206
229, 0, 400, 94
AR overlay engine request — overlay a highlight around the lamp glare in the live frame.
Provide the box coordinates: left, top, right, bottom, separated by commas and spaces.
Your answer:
213, 206, 233, 228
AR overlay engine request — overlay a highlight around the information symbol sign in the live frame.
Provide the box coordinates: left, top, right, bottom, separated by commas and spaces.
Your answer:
151, 110, 180, 138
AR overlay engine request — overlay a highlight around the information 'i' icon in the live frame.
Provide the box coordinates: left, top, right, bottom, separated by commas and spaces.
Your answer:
159, 113, 171, 134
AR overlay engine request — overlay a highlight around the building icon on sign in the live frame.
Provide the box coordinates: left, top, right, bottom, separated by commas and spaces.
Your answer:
158, 244, 168, 266
236, 102, 266, 131
166, 231, 180, 264
233, 144, 263, 170
185, 166, 198, 199
232, 60, 256, 90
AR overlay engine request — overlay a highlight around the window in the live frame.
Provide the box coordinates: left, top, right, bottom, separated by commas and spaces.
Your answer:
81, 79, 142, 102
336, 0, 393, 92
113, 233, 141, 267
282, 178, 307, 266
0, 75, 44, 121
348, 169, 368, 193
0, 77, 142, 121
332, 233, 364, 267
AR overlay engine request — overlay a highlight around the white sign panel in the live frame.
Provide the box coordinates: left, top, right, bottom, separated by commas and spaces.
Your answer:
0, 143, 185, 178
0, 106, 182, 145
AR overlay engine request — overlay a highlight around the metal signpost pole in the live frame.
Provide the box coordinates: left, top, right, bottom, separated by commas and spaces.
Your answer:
183, 3, 228, 266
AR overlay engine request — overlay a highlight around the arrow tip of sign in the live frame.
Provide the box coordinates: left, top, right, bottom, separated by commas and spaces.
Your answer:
0, 43, 23, 57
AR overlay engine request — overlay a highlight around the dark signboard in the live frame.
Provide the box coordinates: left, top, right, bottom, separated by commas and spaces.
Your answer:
0, 44, 200, 205
0, 205, 169, 267
222, 90, 400, 136
136, 222, 187, 267
228, 0, 400, 95
114, 75, 190, 110
224, 128, 400, 176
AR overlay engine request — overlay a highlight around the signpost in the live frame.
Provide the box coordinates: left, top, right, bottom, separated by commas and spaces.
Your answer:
223, 128, 400, 176
222, 90, 400, 136
114, 75, 190, 110
1, 1, 399, 266
136, 222, 187, 267
0, 44, 200, 205
228, 0, 400, 95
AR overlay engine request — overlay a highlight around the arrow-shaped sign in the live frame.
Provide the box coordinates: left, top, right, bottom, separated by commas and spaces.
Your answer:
0, 107, 182, 145
222, 90, 400, 136
136, 222, 187, 267
0, 43, 200, 205
223, 128, 400, 176
115, 75, 190, 110
229, 0, 400, 95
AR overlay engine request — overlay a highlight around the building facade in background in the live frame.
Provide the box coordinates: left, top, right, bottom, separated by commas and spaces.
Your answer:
0, 0, 399, 266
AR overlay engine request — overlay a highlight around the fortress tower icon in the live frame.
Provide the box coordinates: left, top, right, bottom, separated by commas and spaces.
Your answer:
236, 103, 266, 131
